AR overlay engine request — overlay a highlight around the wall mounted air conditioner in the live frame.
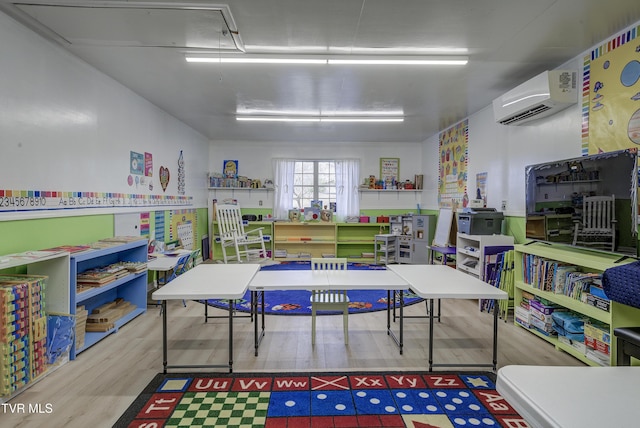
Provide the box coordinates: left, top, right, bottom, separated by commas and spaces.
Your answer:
493, 70, 577, 125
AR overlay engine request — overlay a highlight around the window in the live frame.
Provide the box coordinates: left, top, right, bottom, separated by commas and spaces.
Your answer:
292, 161, 336, 210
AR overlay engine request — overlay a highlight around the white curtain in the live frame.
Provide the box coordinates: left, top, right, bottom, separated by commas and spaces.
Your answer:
335, 159, 360, 221
272, 158, 296, 220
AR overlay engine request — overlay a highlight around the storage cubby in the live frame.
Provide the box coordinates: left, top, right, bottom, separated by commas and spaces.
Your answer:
272, 222, 336, 260
456, 233, 514, 280
513, 242, 640, 366
336, 223, 389, 262
70, 240, 147, 359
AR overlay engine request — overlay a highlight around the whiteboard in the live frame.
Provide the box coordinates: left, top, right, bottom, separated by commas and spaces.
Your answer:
433, 208, 455, 247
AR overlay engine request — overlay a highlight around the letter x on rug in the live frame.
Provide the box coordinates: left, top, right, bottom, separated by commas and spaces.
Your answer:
114, 371, 526, 428
203, 261, 426, 315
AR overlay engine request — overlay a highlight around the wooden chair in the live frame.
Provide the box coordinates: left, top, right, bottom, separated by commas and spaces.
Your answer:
573, 195, 616, 251
310, 258, 349, 346
216, 204, 267, 263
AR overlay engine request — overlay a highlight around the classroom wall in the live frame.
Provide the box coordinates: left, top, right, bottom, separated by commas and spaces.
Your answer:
0, 11, 210, 253
208, 140, 428, 211
421, 57, 584, 241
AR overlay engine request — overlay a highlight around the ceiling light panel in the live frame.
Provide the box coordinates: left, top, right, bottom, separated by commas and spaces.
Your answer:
10, 2, 243, 51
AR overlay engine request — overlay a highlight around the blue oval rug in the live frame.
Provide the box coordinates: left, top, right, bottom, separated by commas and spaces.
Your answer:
203, 261, 425, 315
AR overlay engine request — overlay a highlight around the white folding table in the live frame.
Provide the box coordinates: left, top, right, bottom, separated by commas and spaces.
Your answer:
497, 365, 640, 428
151, 263, 259, 373
388, 264, 508, 371
248, 269, 409, 355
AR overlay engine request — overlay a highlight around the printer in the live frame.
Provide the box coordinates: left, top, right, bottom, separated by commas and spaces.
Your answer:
457, 208, 504, 235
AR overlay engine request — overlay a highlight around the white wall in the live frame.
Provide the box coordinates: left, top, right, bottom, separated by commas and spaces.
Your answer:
423, 58, 583, 217
0, 11, 209, 219
209, 140, 428, 211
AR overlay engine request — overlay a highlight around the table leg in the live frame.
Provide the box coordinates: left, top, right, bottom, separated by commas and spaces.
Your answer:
429, 298, 434, 371
253, 290, 266, 356
493, 299, 498, 372
399, 290, 404, 355
162, 300, 168, 374
386, 290, 391, 334
228, 299, 233, 373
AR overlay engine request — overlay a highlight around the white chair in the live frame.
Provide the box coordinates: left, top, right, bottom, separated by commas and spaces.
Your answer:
216, 204, 267, 263
573, 195, 617, 251
310, 257, 349, 346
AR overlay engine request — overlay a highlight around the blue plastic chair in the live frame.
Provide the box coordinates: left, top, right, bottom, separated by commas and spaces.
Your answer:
157, 252, 191, 312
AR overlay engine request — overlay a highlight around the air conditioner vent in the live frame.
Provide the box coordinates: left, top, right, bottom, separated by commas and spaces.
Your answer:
498, 104, 552, 125
493, 70, 577, 125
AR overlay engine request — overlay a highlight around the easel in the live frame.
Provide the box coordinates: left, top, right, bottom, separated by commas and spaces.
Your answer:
429, 208, 457, 265
423, 208, 458, 321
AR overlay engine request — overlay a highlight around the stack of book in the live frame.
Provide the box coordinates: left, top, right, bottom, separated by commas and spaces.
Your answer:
76, 271, 117, 288
85, 298, 136, 332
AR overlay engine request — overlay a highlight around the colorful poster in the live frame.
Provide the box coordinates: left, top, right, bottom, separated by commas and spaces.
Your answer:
145, 152, 153, 177
438, 120, 468, 209
130, 151, 144, 175
584, 25, 640, 154
140, 212, 150, 238
223, 160, 238, 178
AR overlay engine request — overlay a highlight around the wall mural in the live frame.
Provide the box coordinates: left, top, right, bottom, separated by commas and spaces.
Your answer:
583, 24, 640, 155
438, 119, 469, 209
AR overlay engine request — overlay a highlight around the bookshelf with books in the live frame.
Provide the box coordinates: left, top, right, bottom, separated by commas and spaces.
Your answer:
513, 242, 640, 366
69, 238, 148, 359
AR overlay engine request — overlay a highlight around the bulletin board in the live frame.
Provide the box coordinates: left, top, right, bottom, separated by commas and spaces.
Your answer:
583, 24, 640, 154
169, 209, 197, 250
380, 158, 400, 182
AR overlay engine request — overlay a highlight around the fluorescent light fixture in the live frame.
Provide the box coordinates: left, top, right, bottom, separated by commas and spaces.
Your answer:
236, 116, 404, 123
321, 117, 404, 122
236, 116, 321, 122
243, 45, 469, 54
186, 55, 467, 65
236, 109, 405, 116
186, 57, 326, 64
328, 57, 468, 65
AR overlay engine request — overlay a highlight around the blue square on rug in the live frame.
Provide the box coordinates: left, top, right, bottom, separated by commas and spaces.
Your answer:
310, 390, 356, 416
267, 391, 310, 417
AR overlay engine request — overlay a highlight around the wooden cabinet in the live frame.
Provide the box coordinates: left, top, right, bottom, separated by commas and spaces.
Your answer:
272, 222, 336, 260
526, 214, 574, 243
70, 240, 147, 359
456, 233, 514, 280
513, 243, 640, 366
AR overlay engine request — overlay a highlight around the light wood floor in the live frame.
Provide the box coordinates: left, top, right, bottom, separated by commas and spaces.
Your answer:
4, 298, 583, 427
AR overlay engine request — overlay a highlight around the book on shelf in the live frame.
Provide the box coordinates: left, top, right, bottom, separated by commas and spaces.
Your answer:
76, 271, 116, 285
42, 245, 92, 254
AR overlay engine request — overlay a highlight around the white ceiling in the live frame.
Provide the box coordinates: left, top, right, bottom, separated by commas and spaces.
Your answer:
3, 0, 640, 143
